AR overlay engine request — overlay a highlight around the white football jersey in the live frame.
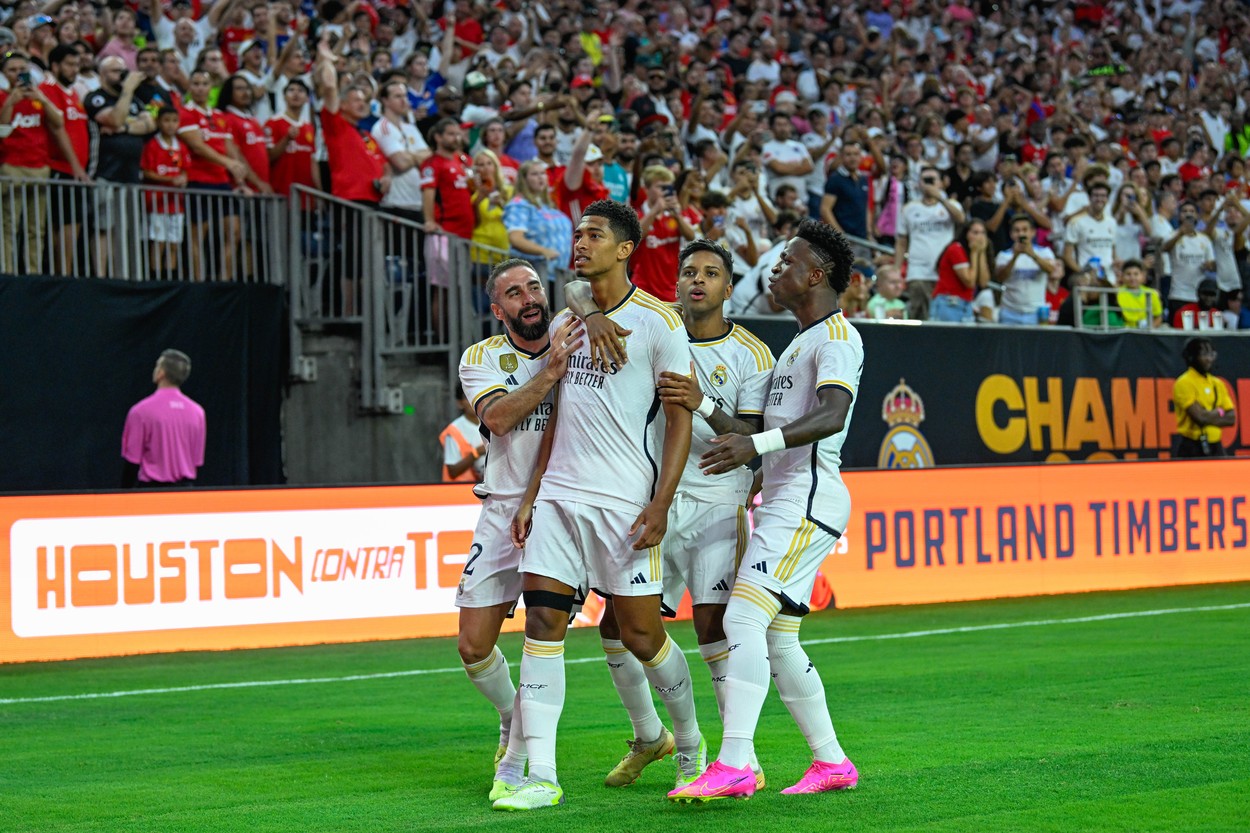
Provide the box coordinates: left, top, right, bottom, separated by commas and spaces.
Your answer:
538, 286, 692, 513
677, 322, 775, 505
459, 334, 554, 501
761, 310, 863, 536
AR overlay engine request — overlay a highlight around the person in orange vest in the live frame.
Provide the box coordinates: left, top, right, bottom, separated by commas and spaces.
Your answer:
441, 384, 486, 482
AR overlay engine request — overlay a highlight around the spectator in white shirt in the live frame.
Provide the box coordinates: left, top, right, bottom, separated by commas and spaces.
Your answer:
896, 165, 965, 320
1162, 201, 1218, 318
1064, 181, 1118, 281
760, 110, 814, 201
996, 215, 1058, 326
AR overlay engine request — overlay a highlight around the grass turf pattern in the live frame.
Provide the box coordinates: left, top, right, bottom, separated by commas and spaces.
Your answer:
2, 582, 1247, 833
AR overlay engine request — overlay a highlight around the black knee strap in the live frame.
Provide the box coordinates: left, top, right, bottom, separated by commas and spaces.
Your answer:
523, 589, 575, 613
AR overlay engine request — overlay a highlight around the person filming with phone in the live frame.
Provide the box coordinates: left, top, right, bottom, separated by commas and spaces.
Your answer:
633, 165, 697, 301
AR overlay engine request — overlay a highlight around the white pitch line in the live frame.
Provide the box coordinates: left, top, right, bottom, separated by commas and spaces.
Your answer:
2, 601, 1248, 706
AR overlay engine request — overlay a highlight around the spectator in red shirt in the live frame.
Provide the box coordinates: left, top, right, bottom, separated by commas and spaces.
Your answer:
633, 165, 697, 301
0, 51, 68, 275
421, 116, 474, 338
218, 74, 272, 192
314, 34, 389, 315
178, 69, 248, 282
140, 107, 192, 279
264, 80, 319, 200
556, 129, 609, 227
39, 45, 93, 276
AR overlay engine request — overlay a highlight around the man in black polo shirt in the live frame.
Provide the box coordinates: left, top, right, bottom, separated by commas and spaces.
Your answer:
84, 56, 157, 275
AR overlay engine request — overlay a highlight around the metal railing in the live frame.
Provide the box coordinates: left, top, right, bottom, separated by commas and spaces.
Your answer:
0, 176, 286, 283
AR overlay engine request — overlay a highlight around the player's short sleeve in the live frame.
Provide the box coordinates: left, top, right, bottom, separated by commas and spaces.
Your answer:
649, 313, 692, 382
1064, 216, 1083, 246
120, 407, 145, 464
814, 336, 861, 399
371, 119, 402, 156
459, 344, 508, 415
896, 204, 910, 236
737, 349, 774, 416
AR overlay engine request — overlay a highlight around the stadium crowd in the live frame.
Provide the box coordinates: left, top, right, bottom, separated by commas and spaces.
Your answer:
3, 0, 1250, 328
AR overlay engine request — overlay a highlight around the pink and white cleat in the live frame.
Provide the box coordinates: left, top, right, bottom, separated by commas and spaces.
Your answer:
780, 758, 859, 794
667, 760, 756, 803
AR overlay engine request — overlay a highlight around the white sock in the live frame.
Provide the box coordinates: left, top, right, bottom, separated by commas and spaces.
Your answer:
698, 639, 730, 723
462, 646, 516, 746
495, 687, 527, 785
602, 638, 664, 742
641, 634, 701, 755
518, 637, 565, 785
718, 582, 781, 769
767, 614, 845, 763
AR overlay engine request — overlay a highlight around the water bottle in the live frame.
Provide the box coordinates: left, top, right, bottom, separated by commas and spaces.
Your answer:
1087, 256, 1105, 283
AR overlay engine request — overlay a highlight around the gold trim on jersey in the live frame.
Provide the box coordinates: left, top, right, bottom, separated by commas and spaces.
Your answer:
628, 290, 685, 331
729, 326, 777, 372
649, 543, 662, 586
466, 334, 507, 366
776, 520, 818, 582
471, 384, 508, 409
825, 315, 850, 342
817, 378, 856, 396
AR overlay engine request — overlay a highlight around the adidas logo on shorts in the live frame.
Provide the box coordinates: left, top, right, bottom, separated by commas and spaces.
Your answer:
712, 579, 730, 592
630, 573, 647, 585
751, 561, 768, 573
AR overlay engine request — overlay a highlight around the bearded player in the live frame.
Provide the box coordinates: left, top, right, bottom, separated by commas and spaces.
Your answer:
455, 258, 583, 802
671, 219, 862, 801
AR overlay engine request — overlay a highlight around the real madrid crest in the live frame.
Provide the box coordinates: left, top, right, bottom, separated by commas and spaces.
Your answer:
787, 347, 801, 366
499, 353, 518, 373
877, 378, 935, 469
711, 364, 728, 387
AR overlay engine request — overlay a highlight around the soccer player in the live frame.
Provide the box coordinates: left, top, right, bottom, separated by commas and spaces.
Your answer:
564, 240, 776, 789
455, 259, 584, 800
496, 200, 702, 811
670, 219, 862, 802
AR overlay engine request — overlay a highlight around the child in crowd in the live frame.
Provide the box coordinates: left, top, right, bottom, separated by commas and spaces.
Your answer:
867, 264, 909, 319
1116, 259, 1164, 329
140, 107, 191, 280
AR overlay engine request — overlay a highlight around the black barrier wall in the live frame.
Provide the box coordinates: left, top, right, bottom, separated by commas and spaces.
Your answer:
0, 276, 286, 491
743, 318, 1250, 468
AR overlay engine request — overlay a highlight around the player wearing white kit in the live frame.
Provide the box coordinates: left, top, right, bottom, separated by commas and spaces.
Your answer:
455, 259, 584, 803
562, 240, 776, 790
671, 219, 862, 802
493, 200, 704, 811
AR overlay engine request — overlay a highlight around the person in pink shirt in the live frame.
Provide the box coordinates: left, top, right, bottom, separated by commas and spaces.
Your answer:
121, 349, 206, 487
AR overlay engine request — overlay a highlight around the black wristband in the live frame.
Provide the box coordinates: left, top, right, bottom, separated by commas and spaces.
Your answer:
586, 310, 605, 318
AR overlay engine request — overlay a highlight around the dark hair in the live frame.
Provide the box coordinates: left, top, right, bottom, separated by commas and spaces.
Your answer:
581, 199, 642, 251
156, 106, 179, 119
795, 219, 853, 293
285, 78, 310, 94
216, 73, 253, 111
485, 257, 541, 302
1087, 181, 1111, 196
679, 238, 734, 277
1121, 258, 1144, 273
700, 189, 730, 210
534, 123, 556, 138
431, 116, 461, 138
48, 44, 78, 66
1182, 337, 1214, 368
1199, 188, 1220, 201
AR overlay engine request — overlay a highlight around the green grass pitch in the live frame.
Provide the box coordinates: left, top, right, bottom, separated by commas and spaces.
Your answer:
3, 582, 1248, 833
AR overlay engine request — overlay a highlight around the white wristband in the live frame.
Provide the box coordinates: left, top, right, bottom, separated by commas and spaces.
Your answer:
694, 395, 716, 419
751, 428, 786, 456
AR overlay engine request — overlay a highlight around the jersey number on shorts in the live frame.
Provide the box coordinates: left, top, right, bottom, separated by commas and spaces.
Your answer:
463, 543, 483, 576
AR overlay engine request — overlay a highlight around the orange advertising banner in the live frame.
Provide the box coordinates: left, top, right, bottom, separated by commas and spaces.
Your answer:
2, 460, 1248, 664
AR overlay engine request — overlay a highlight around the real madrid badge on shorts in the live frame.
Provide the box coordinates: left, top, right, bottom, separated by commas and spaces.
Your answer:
499, 353, 518, 373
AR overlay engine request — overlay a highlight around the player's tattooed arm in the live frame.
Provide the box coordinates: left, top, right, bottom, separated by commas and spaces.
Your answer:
700, 387, 852, 475
563, 279, 631, 370
658, 361, 762, 437
512, 392, 560, 548
479, 318, 583, 435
